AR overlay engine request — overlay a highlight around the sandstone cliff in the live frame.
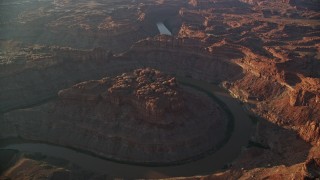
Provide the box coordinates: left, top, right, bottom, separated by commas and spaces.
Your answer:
0, 68, 228, 164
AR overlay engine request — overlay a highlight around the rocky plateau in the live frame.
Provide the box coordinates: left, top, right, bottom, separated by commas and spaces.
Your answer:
0, 0, 320, 179
0, 68, 229, 164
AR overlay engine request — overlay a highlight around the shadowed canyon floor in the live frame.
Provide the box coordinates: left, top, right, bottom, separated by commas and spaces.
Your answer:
0, 0, 320, 179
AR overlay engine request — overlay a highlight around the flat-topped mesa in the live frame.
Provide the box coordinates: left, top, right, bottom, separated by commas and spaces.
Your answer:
6, 68, 228, 163
58, 68, 185, 124
106, 68, 185, 115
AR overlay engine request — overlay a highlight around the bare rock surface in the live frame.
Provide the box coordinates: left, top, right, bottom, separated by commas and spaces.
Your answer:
59, 68, 185, 125
0, 68, 228, 163
1, 0, 320, 179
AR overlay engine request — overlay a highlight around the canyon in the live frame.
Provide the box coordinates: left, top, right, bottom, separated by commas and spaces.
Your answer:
0, 0, 319, 179
1, 68, 230, 164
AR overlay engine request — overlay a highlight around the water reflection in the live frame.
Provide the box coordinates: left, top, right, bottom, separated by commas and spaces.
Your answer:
156, 22, 172, 35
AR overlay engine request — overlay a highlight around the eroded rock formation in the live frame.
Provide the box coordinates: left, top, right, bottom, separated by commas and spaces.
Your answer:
0, 68, 228, 163
59, 68, 185, 125
0, 0, 320, 179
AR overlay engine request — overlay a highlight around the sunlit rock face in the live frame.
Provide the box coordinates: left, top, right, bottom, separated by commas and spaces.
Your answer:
1, 68, 229, 163
1, 0, 320, 178
59, 68, 186, 125
107, 68, 185, 124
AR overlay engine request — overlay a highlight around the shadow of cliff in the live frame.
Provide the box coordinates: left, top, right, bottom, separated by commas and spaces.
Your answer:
0, 149, 19, 175
277, 58, 320, 79
229, 114, 311, 172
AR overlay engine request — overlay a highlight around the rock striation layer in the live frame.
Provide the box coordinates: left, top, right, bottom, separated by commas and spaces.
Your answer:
58, 68, 186, 125
1, 0, 320, 178
0, 68, 228, 164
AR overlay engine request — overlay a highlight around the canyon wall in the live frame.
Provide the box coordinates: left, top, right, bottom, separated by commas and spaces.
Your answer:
0, 68, 228, 164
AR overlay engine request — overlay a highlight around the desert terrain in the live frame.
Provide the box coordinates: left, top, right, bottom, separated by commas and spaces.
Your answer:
0, 0, 319, 179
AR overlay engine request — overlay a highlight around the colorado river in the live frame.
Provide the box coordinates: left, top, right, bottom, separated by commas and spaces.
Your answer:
156, 22, 172, 35
0, 78, 254, 179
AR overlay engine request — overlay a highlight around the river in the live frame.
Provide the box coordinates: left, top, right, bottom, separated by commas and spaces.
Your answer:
1, 78, 254, 179
156, 22, 172, 35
